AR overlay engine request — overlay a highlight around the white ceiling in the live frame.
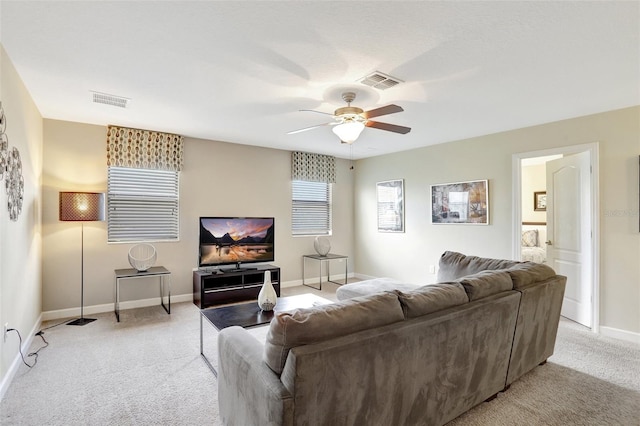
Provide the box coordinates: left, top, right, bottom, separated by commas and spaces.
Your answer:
1, 1, 638, 160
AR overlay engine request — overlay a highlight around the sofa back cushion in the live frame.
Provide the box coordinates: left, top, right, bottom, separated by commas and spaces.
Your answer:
395, 283, 468, 319
506, 262, 557, 289
457, 270, 514, 301
263, 292, 404, 374
437, 251, 519, 282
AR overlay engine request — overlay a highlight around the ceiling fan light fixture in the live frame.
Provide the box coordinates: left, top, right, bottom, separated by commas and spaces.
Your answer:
332, 121, 365, 144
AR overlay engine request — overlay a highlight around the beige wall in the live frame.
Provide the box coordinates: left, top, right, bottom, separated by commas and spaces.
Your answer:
354, 106, 640, 336
0, 45, 43, 385
522, 164, 547, 223
41, 120, 354, 313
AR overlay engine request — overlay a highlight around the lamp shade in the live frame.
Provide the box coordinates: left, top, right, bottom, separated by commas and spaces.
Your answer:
332, 121, 365, 144
59, 192, 105, 222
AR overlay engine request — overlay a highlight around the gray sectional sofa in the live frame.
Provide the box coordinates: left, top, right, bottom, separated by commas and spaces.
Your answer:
217, 251, 567, 426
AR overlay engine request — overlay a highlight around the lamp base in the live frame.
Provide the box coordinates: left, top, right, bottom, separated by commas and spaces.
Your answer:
67, 318, 97, 326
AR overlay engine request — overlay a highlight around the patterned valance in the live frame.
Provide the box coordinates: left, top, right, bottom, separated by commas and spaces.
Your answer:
291, 151, 336, 183
106, 125, 184, 171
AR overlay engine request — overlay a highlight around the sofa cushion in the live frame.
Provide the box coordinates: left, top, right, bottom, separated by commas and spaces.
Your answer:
437, 251, 519, 282
506, 262, 557, 289
395, 283, 468, 319
336, 277, 419, 300
263, 292, 404, 374
457, 270, 514, 301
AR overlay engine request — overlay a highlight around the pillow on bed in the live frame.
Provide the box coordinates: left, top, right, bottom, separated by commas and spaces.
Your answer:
521, 229, 538, 247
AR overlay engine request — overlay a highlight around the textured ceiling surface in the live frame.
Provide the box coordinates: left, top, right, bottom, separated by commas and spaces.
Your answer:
1, 1, 638, 159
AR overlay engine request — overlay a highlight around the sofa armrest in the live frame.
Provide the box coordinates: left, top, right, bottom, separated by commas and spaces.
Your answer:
218, 326, 293, 426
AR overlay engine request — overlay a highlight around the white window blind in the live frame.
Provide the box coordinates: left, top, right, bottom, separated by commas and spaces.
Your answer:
107, 166, 179, 242
292, 180, 332, 236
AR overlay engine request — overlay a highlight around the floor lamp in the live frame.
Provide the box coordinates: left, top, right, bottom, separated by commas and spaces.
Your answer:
59, 191, 105, 326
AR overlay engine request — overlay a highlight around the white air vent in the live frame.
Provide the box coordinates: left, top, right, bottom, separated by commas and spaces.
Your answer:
91, 91, 130, 108
359, 71, 403, 90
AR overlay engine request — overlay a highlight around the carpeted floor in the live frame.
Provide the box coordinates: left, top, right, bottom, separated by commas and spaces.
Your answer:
1, 283, 639, 425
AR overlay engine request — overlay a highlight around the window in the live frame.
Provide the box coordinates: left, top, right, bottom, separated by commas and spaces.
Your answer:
292, 180, 332, 236
107, 166, 179, 242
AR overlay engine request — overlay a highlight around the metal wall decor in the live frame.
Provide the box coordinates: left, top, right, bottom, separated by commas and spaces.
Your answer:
6, 147, 24, 220
0, 104, 7, 180
0, 101, 25, 221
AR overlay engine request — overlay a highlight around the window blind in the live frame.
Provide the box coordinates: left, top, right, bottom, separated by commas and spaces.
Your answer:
107, 166, 179, 242
292, 180, 332, 236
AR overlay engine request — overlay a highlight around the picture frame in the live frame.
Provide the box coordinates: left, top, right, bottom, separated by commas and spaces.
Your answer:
431, 180, 489, 225
377, 179, 404, 232
534, 191, 547, 211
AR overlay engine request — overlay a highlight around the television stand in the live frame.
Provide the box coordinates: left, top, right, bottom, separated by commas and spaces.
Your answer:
222, 263, 258, 273
218, 262, 258, 274
193, 264, 280, 308
224, 268, 255, 273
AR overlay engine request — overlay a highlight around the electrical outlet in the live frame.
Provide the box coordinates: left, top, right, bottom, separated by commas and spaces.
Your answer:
429, 265, 436, 274
3, 323, 8, 342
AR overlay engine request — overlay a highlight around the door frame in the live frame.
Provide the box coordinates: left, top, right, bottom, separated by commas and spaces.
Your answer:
511, 142, 600, 332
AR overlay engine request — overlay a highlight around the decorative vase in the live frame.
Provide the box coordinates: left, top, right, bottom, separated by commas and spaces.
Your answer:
314, 236, 331, 256
257, 270, 277, 311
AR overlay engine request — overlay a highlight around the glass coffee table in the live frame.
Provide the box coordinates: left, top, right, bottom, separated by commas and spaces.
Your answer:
200, 293, 332, 376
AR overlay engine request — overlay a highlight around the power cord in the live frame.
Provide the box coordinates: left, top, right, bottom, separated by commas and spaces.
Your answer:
6, 329, 49, 368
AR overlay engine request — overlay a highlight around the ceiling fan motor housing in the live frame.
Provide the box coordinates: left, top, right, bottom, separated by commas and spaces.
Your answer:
335, 106, 365, 118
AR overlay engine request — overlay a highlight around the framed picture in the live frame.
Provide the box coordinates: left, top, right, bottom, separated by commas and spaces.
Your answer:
534, 191, 547, 211
377, 179, 404, 232
431, 180, 489, 225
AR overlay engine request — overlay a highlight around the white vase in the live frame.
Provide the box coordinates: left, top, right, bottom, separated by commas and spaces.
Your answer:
257, 270, 277, 311
314, 236, 331, 256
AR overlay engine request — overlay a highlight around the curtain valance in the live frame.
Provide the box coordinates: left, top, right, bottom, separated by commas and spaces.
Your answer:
291, 151, 336, 183
106, 125, 184, 171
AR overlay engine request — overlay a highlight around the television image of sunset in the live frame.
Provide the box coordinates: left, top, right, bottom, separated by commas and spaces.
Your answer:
199, 218, 274, 266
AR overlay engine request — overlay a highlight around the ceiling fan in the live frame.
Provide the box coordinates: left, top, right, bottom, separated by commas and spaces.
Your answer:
287, 92, 411, 144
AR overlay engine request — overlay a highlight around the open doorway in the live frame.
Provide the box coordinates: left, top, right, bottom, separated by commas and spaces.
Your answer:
512, 143, 600, 332
519, 154, 561, 263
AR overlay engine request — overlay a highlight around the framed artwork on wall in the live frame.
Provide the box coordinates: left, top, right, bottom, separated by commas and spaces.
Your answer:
431, 180, 489, 225
377, 179, 404, 232
534, 191, 547, 211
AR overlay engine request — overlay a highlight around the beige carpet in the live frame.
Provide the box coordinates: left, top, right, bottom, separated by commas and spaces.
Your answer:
1, 283, 639, 425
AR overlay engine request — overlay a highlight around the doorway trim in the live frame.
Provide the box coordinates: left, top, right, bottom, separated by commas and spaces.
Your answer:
512, 142, 600, 333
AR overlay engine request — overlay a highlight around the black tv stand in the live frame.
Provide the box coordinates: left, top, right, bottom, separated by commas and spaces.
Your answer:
193, 264, 280, 308
224, 268, 256, 273
222, 263, 258, 273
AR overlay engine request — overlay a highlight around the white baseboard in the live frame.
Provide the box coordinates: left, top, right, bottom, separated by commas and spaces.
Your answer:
41, 274, 360, 319
281, 272, 356, 289
354, 273, 377, 281
41, 293, 194, 321
0, 314, 42, 401
600, 325, 640, 344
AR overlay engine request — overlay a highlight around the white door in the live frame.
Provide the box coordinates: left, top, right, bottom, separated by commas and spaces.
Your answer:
546, 152, 592, 327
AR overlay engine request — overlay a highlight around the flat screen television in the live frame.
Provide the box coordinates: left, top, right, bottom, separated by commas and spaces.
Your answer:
199, 217, 275, 270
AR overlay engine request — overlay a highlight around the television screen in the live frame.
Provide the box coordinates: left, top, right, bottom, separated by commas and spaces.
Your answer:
199, 217, 275, 268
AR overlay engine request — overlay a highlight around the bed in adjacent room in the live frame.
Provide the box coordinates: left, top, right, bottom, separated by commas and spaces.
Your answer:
521, 224, 547, 263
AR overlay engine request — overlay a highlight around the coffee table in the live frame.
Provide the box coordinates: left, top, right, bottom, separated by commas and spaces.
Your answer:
200, 293, 332, 376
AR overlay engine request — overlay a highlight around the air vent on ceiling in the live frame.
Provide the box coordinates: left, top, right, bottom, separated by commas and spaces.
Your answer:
359, 71, 403, 90
91, 91, 130, 108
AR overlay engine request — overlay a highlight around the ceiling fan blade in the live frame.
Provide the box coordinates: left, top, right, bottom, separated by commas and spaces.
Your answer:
299, 109, 334, 116
287, 122, 335, 135
366, 120, 411, 134
362, 104, 404, 119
